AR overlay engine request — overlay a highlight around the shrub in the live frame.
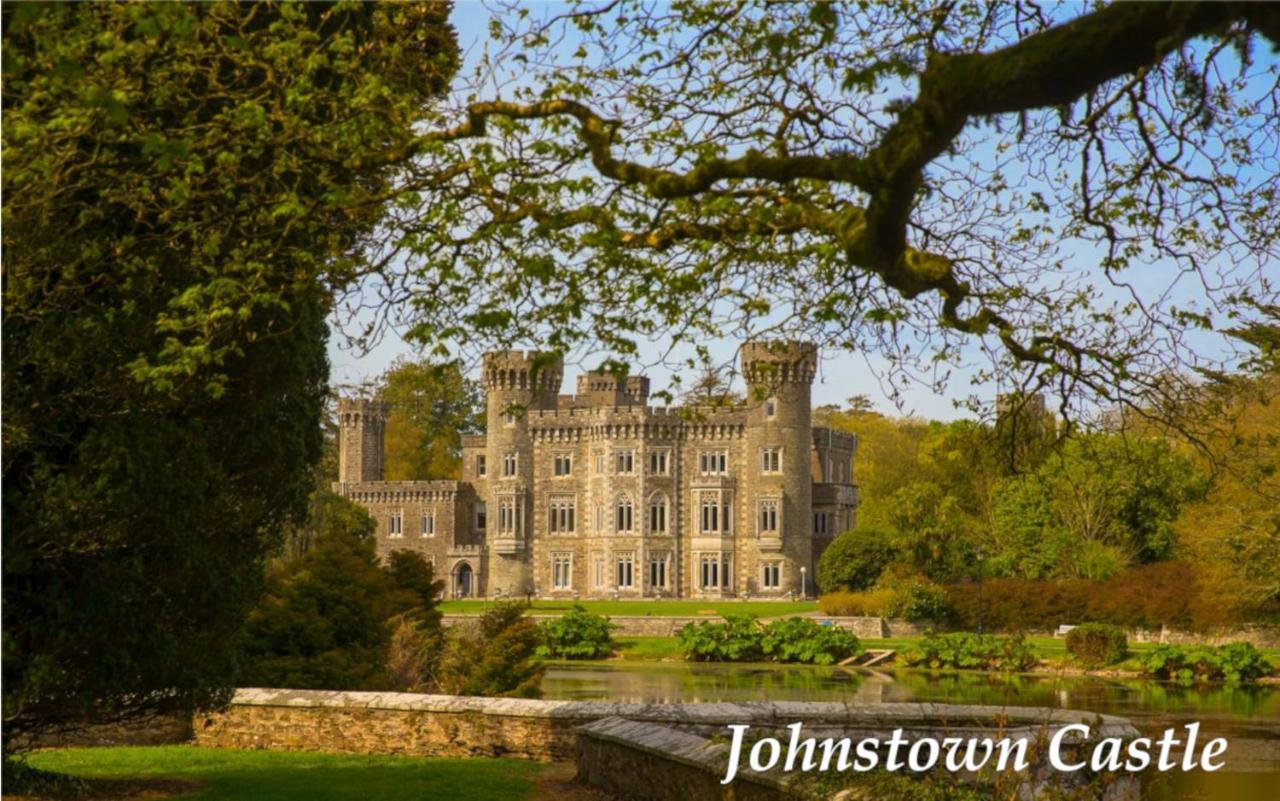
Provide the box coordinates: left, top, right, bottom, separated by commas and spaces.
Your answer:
1140, 642, 1274, 684
760, 618, 862, 665
435, 602, 544, 697
944, 562, 1228, 632
820, 576, 950, 622
945, 578, 1090, 631
819, 588, 896, 617
677, 616, 862, 665
537, 605, 616, 659
1065, 623, 1128, 668
817, 528, 897, 592
677, 615, 765, 662
885, 579, 952, 622
899, 631, 1038, 672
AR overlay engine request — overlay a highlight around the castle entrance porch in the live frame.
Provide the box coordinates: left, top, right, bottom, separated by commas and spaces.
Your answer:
454, 562, 474, 598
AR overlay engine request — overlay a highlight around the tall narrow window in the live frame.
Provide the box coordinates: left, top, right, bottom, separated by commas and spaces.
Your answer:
616, 496, 634, 533
593, 555, 606, 588
498, 496, 522, 535
615, 553, 634, 588
648, 449, 669, 475
648, 552, 669, 589
476, 455, 487, 477
389, 511, 403, 538
594, 450, 606, 474
553, 453, 573, 476
699, 493, 719, 534
421, 511, 436, 537
758, 499, 779, 534
615, 449, 635, 474
760, 447, 782, 473
594, 504, 605, 532
648, 494, 668, 534
549, 495, 576, 534
699, 450, 728, 475
552, 553, 573, 590
765, 398, 777, 418
699, 554, 719, 589
502, 452, 518, 477
475, 501, 487, 531
762, 562, 781, 589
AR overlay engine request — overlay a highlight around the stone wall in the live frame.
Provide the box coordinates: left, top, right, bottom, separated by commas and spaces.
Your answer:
576, 717, 792, 801
194, 689, 1137, 767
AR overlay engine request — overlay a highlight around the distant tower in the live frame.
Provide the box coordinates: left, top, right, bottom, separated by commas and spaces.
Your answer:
742, 341, 817, 595
481, 350, 564, 596
338, 398, 388, 483
995, 392, 1054, 473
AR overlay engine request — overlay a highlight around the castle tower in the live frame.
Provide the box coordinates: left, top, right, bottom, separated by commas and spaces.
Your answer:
337, 398, 388, 483
482, 350, 564, 596
995, 391, 1054, 474
742, 341, 817, 596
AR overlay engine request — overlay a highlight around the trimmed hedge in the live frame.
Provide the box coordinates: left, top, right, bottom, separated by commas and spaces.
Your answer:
945, 562, 1223, 631
1065, 623, 1128, 667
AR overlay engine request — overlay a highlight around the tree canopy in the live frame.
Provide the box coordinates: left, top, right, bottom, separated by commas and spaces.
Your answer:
2, 0, 457, 745
376, 358, 485, 481
354, 1, 1277, 422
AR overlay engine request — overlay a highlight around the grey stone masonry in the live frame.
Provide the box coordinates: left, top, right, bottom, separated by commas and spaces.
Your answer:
335, 341, 859, 599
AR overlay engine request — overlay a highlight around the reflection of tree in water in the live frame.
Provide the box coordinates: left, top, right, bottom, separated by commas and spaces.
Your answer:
886, 670, 1278, 719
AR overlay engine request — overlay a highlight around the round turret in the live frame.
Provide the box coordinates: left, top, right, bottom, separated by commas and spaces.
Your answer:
741, 341, 817, 595
741, 340, 817, 391
481, 351, 563, 597
337, 398, 389, 483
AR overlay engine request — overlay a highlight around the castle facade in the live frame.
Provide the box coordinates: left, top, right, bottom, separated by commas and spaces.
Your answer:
335, 342, 858, 600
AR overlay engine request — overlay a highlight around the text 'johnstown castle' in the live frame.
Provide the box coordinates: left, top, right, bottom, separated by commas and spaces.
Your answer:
335, 342, 859, 599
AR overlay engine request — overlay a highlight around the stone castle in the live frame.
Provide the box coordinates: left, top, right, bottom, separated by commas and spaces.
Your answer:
335, 342, 858, 599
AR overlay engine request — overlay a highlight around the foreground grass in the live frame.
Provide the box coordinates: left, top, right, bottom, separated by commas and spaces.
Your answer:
439, 599, 818, 617
22, 746, 543, 801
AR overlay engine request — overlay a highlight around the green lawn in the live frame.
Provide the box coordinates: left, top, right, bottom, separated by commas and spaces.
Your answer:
613, 635, 685, 661
439, 599, 818, 617
23, 746, 543, 801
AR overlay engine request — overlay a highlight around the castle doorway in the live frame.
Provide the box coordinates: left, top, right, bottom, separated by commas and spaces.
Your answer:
455, 563, 474, 598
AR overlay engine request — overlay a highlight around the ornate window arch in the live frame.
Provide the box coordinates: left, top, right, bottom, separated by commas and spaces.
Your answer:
647, 491, 668, 535
615, 493, 634, 533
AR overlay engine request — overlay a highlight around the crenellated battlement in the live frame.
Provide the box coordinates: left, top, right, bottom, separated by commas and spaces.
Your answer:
337, 397, 388, 423
482, 350, 564, 391
336, 338, 859, 601
741, 340, 817, 385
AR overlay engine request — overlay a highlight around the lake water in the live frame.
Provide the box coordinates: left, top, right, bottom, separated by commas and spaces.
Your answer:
543, 662, 1280, 800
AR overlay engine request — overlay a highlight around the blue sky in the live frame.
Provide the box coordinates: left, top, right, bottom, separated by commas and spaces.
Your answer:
327, 2, 1273, 421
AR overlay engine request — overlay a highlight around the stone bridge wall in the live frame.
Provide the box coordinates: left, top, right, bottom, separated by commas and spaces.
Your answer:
193, 688, 1135, 766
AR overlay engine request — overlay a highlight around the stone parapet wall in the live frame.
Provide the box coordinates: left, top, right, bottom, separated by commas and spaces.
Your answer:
194, 689, 1136, 767
576, 717, 792, 801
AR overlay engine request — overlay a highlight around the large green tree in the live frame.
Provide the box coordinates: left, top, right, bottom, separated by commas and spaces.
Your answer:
371, 1, 1276, 424
990, 434, 1208, 579
377, 358, 485, 481
2, 1, 457, 745
240, 493, 442, 691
